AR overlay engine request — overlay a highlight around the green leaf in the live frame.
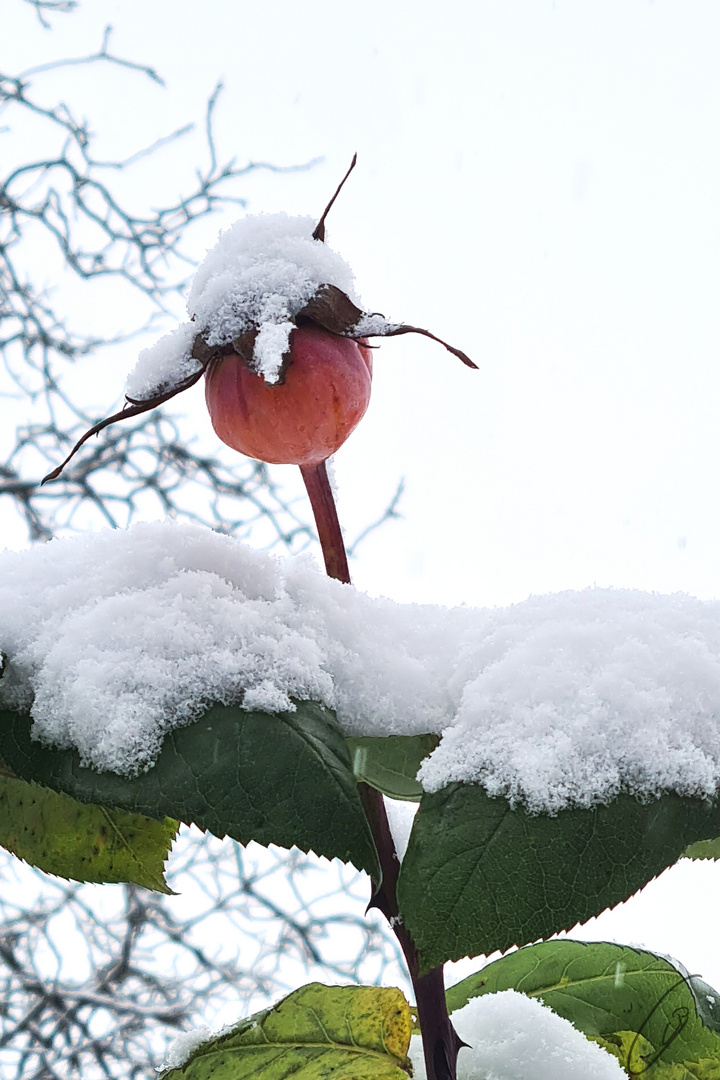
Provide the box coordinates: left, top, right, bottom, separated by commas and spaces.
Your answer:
592, 1032, 720, 1079
397, 783, 720, 968
158, 982, 413, 1079
446, 940, 720, 1074
591, 1030, 654, 1074
0, 771, 176, 891
346, 734, 439, 801
684, 837, 720, 861
0, 703, 379, 879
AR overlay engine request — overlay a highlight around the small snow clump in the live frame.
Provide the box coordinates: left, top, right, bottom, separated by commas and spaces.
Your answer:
408, 991, 626, 1080
125, 322, 200, 401
158, 1025, 211, 1071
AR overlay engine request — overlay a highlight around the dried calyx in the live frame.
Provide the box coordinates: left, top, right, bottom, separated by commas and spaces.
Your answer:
43, 155, 476, 485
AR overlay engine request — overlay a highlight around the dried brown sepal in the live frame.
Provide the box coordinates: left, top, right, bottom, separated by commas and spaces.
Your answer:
313, 153, 358, 243
41, 365, 208, 485
375, 323, 478, 369
190, 334, 225, 366
296, 283, 478, 369
192, 328, 263, 375
310, 159, 477, 369
230, 328, 258, 367
296, 284, 365, 335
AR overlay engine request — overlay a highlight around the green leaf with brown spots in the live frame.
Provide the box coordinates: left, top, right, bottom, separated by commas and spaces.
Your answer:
158, 982, 413, 1080
0, 771, 177, 892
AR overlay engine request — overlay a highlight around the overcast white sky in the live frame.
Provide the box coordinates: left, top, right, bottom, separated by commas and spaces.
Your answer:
5, 0, 720, 990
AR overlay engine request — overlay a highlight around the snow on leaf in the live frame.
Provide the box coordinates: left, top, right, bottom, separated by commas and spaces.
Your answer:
3, 522, 720, 817
0, 701, 380, 879
409, 989, 625, 1080
446, 941, 720, 1075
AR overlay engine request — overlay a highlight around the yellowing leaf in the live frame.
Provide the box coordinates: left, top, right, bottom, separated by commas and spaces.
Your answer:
0, 773, 176, 892
159, 983, 412, 1079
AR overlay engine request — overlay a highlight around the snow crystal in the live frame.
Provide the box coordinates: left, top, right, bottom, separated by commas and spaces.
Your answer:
4, 521, 720, 813
125, 322, 201, 402
409, 991, 625, 1080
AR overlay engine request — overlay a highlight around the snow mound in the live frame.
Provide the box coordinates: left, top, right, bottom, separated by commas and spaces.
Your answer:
0, 521, 460, 775
409, 991, 626, 1080
125, 213, 358, 397
419, 586, 720, 812
3, 520, 720, 813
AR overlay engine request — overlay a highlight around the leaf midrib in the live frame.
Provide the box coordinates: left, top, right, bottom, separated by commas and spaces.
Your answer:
194, 1038, 406, 1065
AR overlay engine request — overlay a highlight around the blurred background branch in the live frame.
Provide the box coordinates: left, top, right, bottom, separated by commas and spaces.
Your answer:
0, 6, 317, 547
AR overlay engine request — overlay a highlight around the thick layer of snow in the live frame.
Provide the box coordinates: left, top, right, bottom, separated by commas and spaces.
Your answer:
409, 991, 625, 1080
0, 522, 459, 775
126, 213, 360, 397
3, 520, 720, 812
419, 587, 720, 811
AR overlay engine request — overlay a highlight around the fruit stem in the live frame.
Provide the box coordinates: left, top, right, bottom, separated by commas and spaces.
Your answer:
299, 462, 351, 584
299, 458, 462, 1080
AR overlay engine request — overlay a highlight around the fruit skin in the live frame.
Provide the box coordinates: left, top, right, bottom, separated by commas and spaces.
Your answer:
204, 324, 372, 466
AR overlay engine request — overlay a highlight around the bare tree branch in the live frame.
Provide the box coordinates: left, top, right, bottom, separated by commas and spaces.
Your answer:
0, 835, 405, 1078
0, 15, 315, 549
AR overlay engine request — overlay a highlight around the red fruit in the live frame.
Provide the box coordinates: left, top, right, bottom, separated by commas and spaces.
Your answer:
204, 325, 372, 466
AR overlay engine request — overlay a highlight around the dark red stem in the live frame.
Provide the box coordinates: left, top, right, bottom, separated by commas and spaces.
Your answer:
299, 459, 463, 1080
357, 784, 466, 1080
299, 462, 351, 584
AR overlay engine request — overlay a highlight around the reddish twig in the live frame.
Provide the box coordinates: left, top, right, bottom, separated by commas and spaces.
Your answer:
298, 462, 351, 584
298, 456, 463, 1080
